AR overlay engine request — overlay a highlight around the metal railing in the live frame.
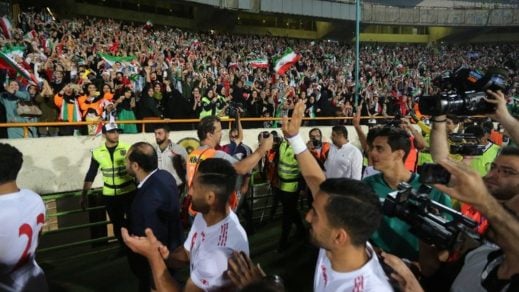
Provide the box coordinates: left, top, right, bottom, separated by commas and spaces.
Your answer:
0, 115, 395, 138
36, 172, 292, 260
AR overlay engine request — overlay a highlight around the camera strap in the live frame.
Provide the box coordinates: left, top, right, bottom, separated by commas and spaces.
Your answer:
480, 249, 519, 292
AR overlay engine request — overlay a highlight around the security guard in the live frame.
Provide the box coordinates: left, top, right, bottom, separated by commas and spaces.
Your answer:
275, 138, 305, 252
81, 123, 136, 244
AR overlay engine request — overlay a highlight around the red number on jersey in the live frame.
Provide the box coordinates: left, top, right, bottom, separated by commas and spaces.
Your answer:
11, 213, 45, 273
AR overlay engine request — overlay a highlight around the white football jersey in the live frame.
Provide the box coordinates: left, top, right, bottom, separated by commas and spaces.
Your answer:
0, 189, 47, 292
313, 243, 393, 292
184, 211, 249, 291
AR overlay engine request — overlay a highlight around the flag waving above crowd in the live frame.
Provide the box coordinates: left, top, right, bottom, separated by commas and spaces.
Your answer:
273, 48, 301, 75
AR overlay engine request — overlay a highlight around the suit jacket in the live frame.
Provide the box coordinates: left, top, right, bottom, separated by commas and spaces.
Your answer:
130, 169, 183, 250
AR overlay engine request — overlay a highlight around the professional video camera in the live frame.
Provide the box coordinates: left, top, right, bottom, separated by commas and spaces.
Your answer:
448, 133, 486, 156
382, 183, 480, 251
419, 66, 508, 116
225, 101, 243, 118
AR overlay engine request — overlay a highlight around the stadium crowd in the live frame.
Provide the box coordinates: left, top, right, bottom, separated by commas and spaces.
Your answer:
0, 9, 518, 138
2, 7, 519, 292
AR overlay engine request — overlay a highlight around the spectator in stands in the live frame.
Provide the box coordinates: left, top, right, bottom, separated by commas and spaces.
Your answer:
0, 80, 38, 138
34, 80, 59, 137
114, 87, 138, 134
54, 83, 83, 136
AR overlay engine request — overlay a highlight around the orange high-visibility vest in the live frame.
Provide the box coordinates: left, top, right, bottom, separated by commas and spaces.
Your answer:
185, 147, 238, 216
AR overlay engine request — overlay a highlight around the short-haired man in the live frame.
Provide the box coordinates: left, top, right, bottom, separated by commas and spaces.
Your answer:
307, 128, 330, 170
324, 125, 363, 180
81, 123, 136, 245
363, 127, 452, 260
462, 124, 500, 176
154, 125, 188, 193
125, 142, 183, 292
185, 115, 272, 216
122, 158, 249, 291
279, 101, 392, 291
0, 143, 47, 291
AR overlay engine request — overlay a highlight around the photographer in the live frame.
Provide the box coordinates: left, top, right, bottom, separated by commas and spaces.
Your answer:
419, 155, 519, 291
306, 128, 330, 170
363, 126, 452, 260
462, 124, 501, 176
54, 83, 83, 136
424, 88, 519, 291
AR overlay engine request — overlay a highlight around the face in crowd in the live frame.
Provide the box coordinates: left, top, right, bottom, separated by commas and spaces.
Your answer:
483, 153, 519, 201
154, 128, 169, 146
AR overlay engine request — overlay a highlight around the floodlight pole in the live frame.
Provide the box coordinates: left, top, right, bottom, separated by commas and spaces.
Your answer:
354, 0, 361, 106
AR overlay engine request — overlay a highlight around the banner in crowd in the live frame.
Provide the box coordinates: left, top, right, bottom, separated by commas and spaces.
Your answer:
0, 16, 12, 39
98, 53, 137, 68
247, 58, 269, 69
0, 49, 39, 85
1, 45, 25, 59
273, 48, 301, 75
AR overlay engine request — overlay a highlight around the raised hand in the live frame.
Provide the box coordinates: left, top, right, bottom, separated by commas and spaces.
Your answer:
281, 100, 305, 138
434, 158, 491, 209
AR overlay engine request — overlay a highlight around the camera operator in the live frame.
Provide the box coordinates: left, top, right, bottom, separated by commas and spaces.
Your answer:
462, 124, 501, 177
423, 89, 519, 291
363, 126, 452, 260
306, 128, 330, 170
418, 156, 519, 292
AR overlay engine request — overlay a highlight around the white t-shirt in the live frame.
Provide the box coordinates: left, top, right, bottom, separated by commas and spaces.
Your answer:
156, 140, 188, 187
324, 143, 363, 180
184, 211, 249, 291
313, 243, 393, 292
0, 189, 47, 292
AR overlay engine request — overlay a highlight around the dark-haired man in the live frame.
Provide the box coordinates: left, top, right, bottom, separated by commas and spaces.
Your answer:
0, 143, 47, 291
122, 158, 249, 291
363, 127, 451, 260
307, 128, 330, 170
185, 115, 272, 216
462, 124, 500, 176
125, 142, 183, 292
280, 101, 392, 291
154, 125, 188, 193
81, 123, 136, 244
324, 125, 363, 180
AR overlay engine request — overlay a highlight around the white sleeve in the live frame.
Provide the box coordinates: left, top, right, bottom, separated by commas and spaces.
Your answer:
183, 215, 200, 252
351, 148, 363, 180
190, 247, 233, 290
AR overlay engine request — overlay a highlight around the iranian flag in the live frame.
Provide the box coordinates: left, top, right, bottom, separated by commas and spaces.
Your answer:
0, 50, 39, 85
273, 48, 301, 75
24, 29, 38, 41
0, 16, 12, 39
98, 53, 137, 67
2, 45, 25, 59
248, 58, 268, 69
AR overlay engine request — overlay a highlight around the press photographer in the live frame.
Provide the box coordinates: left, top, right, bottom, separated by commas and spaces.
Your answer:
421, 83, 519, 291
419, 66, 508, 116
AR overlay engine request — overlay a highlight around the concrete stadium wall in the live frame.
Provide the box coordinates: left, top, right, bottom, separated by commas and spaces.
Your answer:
359, 33, 430, 43
1, 126, 367, 195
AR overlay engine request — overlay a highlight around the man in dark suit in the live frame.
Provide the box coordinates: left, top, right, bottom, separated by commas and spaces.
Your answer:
125, 142, 183, 292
